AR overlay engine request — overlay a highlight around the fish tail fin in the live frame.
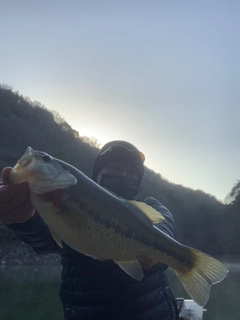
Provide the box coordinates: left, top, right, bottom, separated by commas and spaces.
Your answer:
174, 248, 228, 306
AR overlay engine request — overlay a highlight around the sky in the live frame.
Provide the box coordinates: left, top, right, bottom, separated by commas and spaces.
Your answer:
1, 0, 240, 202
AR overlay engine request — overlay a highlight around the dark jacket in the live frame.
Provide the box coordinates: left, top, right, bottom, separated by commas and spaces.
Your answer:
9, 197, 180, 320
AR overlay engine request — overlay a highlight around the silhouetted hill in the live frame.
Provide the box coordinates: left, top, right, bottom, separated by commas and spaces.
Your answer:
0, 84, 239, 257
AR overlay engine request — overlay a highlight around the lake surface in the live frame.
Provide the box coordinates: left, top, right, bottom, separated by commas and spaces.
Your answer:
0, 265, 63, 320
0, 262, 239, 320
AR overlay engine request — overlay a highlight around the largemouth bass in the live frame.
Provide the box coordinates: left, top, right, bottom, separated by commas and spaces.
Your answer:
9, 147, 228, 306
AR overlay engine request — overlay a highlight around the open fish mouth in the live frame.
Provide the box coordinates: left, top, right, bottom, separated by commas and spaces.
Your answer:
10, 147, 38, 184
17, 146, 35, 167
10, 147, 77, 194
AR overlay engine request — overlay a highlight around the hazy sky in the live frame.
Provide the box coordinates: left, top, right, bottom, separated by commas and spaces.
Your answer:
1, 1, 240, 201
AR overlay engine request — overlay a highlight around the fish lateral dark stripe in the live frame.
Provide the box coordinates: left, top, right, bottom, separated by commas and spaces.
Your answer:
131, 233, 190, 265
68, 191, 130, 234
68, 192, 193, 267
87, 205, 126, 235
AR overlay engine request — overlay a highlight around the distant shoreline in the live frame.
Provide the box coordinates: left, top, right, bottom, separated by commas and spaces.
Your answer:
0, 225, 61, 266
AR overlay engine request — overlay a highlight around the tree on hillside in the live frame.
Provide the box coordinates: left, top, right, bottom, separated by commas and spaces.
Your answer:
224, 180, 240, 204
229, 181, 240, 201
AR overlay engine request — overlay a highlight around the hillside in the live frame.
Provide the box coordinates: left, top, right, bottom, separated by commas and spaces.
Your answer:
0, 84, 239, 258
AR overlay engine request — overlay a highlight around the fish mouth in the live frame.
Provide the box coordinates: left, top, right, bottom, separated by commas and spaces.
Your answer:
10, 147, 77, 194
10, 147, 38, 184
17, 146, 35, 168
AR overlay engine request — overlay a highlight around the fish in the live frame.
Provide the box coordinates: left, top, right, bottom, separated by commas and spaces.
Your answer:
9, 147, 228, 306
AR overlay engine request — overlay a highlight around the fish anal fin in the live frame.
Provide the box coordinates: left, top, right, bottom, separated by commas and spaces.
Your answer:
128, 201, 165, 224
49, 227, 63, 248
114, 260, 143, 281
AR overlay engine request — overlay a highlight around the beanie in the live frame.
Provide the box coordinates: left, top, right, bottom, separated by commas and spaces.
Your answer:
92, 140, 145, 184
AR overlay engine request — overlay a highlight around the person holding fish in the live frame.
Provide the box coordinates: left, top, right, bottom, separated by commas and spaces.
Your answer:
0, 141, 227, 320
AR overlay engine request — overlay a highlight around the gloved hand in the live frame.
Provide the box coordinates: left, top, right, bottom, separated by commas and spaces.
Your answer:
0, 167, 35, 224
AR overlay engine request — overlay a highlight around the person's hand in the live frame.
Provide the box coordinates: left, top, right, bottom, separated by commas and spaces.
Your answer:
0, 167, 35, 224
137, 255, 157, 270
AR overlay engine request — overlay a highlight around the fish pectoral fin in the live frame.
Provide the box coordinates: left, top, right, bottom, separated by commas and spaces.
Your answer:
128, 201, 165, 224
48, 227, 63, 248
114, 260, 143, 281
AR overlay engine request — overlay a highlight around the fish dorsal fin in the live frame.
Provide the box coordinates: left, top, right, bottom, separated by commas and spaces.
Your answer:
49, 227, 63, 248
128, 201, 165, 224
114, 260, 143, 281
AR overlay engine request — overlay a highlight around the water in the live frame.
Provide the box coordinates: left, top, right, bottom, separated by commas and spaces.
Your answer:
0, 263, 239, 320
0, 265, 63, 320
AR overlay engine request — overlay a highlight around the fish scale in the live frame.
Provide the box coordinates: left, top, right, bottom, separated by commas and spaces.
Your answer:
32, 191, 138, 260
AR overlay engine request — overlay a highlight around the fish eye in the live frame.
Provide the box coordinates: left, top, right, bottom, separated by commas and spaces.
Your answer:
42, 155, 51, 162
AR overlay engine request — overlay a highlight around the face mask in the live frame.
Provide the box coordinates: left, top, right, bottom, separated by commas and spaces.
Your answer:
99, 173, 140, 200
